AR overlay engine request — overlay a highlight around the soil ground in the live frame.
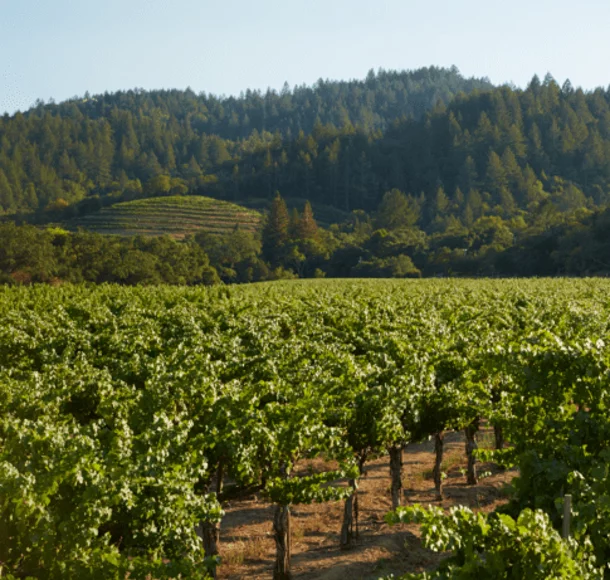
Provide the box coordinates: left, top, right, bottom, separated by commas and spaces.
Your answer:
217, 428, 516, 579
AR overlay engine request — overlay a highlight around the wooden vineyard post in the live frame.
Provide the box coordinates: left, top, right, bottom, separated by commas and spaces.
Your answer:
433, 432, 444, 500
464, 419, 479, 485
197, 519, 220, 579
389, 444, 403, 510
340, 477, 359, 548
494, 424, 504, 451
216, 459, 224, 496
273, 503, 292, 580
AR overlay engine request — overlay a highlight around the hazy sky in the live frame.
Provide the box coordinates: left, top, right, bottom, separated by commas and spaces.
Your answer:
1, 0, 609, 115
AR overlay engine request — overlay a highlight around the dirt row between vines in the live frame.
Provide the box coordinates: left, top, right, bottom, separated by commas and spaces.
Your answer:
218, 428, 516, 579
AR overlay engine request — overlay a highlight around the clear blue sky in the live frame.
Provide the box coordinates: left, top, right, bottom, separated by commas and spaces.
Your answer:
1, 0, 609, 115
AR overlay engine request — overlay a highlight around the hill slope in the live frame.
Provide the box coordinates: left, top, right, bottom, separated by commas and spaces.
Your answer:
64, 196, 262, 238
3, 69, 610, 251
219, 79, 610, 219
0, 67, 492, 216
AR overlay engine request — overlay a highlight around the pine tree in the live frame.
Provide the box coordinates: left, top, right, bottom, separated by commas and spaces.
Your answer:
461, 205, 473, 227
209, 137, 231, 166
289, 207, 300, 238
453, 186, 465, 210
507, 124, 527, 159
458, 156, 479, 193
262, 191, 290, 264
165, 144, 177, 172
465, 188, 483, 220
501, 148, 523, 194
375, 189, 420, 230
475, 112, 494, 146
186, 156, 202, 179
486, 151, 507, 205
522, 165, 547, 206
59, 151, 78, 180
0, 169, 15, 212
297, 201, 318, 240
325, 139, 341, 206
498, 188, 516, 215
433, 186, 450, 217
23, 183, 39, 210
447, 112, 462, 143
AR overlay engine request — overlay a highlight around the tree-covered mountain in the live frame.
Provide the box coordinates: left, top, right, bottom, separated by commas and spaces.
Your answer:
0, 67, 491, 215
2, 68, 610, 233
223, 74, 610, 221
3, 68, 610, 283
33, 66, 491, 138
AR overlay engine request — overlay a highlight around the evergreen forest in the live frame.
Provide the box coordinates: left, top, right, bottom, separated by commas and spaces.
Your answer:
2, 66, 610, 282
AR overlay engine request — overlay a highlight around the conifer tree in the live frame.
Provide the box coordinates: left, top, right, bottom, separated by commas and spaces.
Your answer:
289, 207, 300, 238
465, 188, 483, 220
453, 187, 465, 210
507, 124, 527, 159
433, 186, 450, 217
186, 156, 202, 179
501, 148, 524, 197
296, 201, 318, 240
463, 204, 474, 227
262, 191, 290, 264
486, 151, 508, 205
376, 189, 420, 230
23, 183, 38, 210
458, 156, 479, 193
0, 170, 15, 212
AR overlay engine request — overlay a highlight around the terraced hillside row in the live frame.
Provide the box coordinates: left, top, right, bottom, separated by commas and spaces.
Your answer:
65, 195, 263, 238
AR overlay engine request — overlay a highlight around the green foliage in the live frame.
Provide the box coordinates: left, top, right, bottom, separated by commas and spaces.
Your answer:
262, 192, 290, 264
2, 279, 610, 576
384, 505, 603, 579
65, 195, 262, 238
0, 222, 221, 285
297, 200, 318, 239
353, 254, 421, 278
265, 470, 356, 505
375, 190, 421, 230
4, 69, 610, 278
0, 67, 489, 216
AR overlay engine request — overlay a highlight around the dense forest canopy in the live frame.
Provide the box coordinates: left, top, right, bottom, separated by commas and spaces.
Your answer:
2, 67, 610, 282
0, 67, 492, 215
27, 66, 492, 137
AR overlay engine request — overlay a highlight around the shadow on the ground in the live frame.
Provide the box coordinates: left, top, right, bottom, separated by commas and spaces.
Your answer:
221, 504, 275, 533
293, 527, 443, 580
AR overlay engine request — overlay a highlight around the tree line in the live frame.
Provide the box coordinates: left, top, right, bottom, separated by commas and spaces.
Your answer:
5, 189, 610, 286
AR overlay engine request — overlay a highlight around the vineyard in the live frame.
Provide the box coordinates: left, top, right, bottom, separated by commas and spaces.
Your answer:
2, 279, 610, 579
64, 196, 262, 238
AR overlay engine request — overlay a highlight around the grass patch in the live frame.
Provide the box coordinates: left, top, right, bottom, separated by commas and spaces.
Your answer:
222, 536, 269, 565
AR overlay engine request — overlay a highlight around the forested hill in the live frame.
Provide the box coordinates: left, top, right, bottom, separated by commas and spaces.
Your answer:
224, 74, 610, 218
2, 69, 610, 247
4, 70, 610, 281
0, 67, 491, 215
26, 66, 492, 138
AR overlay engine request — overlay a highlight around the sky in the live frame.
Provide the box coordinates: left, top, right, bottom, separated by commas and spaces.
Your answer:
1, 0, 609, 115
